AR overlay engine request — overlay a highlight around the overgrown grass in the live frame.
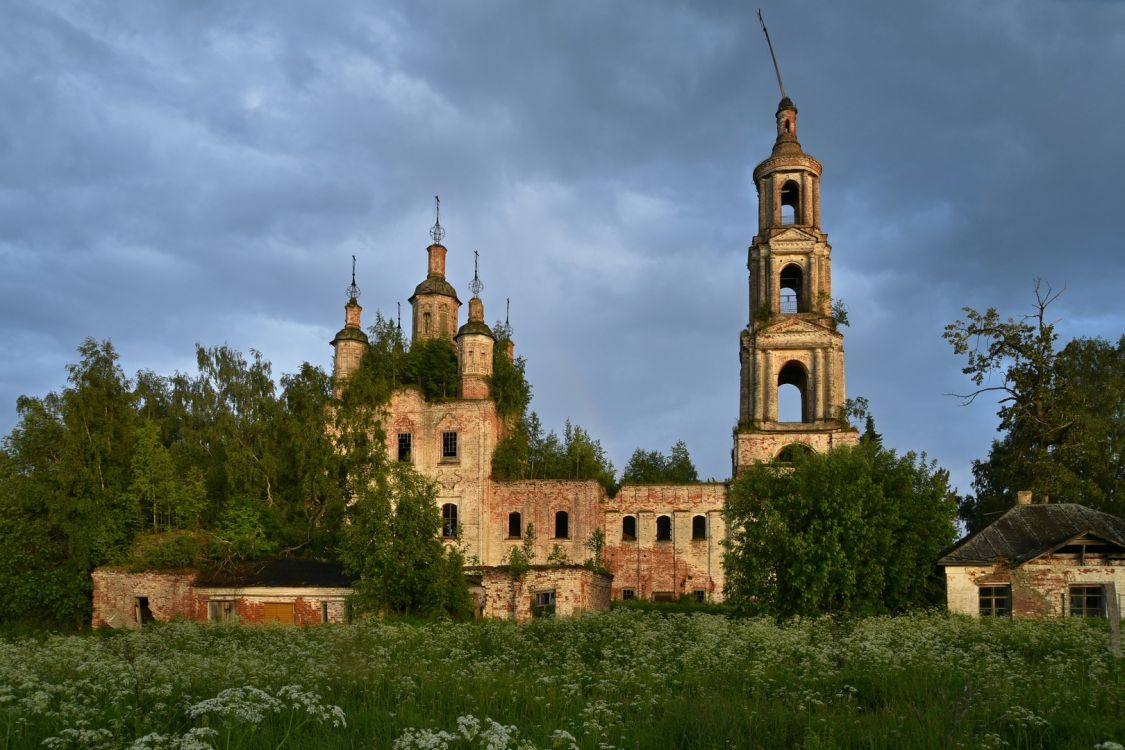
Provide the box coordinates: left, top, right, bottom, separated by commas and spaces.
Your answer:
1, 612, 1122, 749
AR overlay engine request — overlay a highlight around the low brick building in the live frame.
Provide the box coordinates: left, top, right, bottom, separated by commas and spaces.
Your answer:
939, 498, 1125, 619
92, 559, 355, 628
468, 564, 612, 622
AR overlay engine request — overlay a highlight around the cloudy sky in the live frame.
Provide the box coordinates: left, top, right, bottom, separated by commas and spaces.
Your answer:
2, 0, 1123, 494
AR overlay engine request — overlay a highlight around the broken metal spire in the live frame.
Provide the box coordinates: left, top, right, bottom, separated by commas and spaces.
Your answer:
757, 9, 788, 100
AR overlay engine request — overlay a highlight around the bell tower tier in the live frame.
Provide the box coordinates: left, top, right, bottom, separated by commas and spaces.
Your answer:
734, 97, 856, 475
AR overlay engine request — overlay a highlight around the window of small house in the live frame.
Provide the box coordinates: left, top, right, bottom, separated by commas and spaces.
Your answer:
441, 503, 458, 538
554, 510, 570, 539
508, 511, 522, 538
622, 515, 637, 541
693, 589, 706, 603
656, 515, 672, 541
692, 515, 707, 540
533, 590, 556, 618
1069, 585, 1106, 618
621, 589, 636, 600
978, 585, 1011, 617
208, 600, 237, 623
442, 431, 458, 460
397, 433, 412, 462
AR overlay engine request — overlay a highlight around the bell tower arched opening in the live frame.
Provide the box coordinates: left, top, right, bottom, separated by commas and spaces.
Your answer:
777, 361, 809, 423
779, 263, 804, 313
780, 180, 800, 225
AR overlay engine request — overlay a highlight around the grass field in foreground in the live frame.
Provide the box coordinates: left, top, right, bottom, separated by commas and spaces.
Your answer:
1, 611, 1122, 749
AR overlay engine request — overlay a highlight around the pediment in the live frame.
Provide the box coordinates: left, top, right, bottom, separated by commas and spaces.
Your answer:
759, 316, 835, 336
769, 227, 818, 244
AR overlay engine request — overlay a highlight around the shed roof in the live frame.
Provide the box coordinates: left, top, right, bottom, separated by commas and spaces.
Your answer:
196, 559, 356, 588
939, 503, 1125, 566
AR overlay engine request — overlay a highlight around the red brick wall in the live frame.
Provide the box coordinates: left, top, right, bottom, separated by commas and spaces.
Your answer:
604, 484, 727, 601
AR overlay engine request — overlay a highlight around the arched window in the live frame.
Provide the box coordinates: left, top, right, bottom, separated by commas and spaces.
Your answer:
440, 310, 448, 336
622, 515, 637, 541
554, 510, 569, 539
656, 515, 672, 541
779, 263, 803, 313
423, 311, 432, 335
777, 361, 809, 423
776, 443, 812, 463
692, 515, 707, 541
508, 511, 522, 538
441, 503, 458, 538
780, 180, 800, 225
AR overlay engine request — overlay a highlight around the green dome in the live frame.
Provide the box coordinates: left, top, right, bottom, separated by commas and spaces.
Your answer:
331, 326, 369, 346
456, 319, 495, 339
410, 276, 460, 303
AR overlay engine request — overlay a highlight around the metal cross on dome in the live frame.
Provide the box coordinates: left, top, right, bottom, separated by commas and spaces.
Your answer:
345, 254, 361, 301
470, 250, 483, 297
430, 195, 445, 244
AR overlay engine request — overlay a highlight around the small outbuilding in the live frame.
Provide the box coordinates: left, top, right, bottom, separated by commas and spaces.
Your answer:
939, 497, 1125, 619
92, 559, 355, 628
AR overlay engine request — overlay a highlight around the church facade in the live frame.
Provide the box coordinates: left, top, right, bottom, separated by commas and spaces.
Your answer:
331, 95, 857, 608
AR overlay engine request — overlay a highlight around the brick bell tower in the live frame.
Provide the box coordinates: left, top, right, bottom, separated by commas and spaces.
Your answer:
733, 94, 856, 475
409, 196, 462, 342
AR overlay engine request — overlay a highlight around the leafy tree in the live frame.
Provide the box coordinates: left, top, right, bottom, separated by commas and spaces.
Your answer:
127, 420, 204, 533
340, 464, 471, 619
723, 443, 957, 618
621, 440, 699, 484
488, 322, 532, 421
945, 281, 1125, 530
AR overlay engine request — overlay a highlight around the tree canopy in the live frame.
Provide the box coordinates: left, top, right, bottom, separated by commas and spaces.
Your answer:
723, 441, 957, 618
621, 440, 699, 484
944, 282, 1125, 531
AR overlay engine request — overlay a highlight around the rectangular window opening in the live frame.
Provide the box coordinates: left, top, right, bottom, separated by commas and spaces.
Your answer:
442, 431, 458, 460
621, 589, 636, 601
652, 591, 676, 603
978, 585, 1011, 617
208, 600, 237, 623
321, 601, 330, 624
397, 433, 412, 462
693, 590, 706, 603
1069, 585, 1106, 618
533, 590, 556, 618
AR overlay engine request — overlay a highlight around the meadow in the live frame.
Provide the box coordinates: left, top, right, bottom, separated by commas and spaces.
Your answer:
1, 611, 1122, 749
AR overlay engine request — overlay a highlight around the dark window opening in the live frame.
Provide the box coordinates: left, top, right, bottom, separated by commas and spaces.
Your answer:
779, 263, 804, 313
776, 443, 812, 463
622, 515, 637, 541
1070, 585, 1106, 617
622, 589, 636, 600
423, 311, 432, 335
135, 597, 154, 625
554, 510, 570, 539
693, 590, 706, 603
321, 601, 330, 623
442, 503, 458, 538
508, 511, 522, 538
652, 591, 676, 603
208, 600, 237, 623
533, 590, 556, 618
780, 180, 800, 225
656, 515, 672, 541
442, 431, 458, 460
397, 433, 412, 462
692, 515, 707, 541
777, 361, 809, 423
979, 585, 1011, 617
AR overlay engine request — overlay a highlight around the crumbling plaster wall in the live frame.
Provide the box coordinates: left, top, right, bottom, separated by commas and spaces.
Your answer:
92, 568, 198, 628
946, 561, 1125, 618
475, 565, 611, 622
487, 480, 604, 567
604, 484, 727, 601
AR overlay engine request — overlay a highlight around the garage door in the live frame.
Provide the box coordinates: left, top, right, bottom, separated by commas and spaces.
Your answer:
261, 601, 295, 624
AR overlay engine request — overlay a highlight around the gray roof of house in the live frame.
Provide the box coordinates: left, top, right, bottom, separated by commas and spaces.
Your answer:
939, 503, 1125, 566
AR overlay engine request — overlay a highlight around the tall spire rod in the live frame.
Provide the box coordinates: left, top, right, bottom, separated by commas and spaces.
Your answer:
469, 249, 483, 297
757, 9, 788, 100
506, 297, 510, 327
430, 194, 445, 243
346, 254, 361, 301
397, 301, 401, 330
